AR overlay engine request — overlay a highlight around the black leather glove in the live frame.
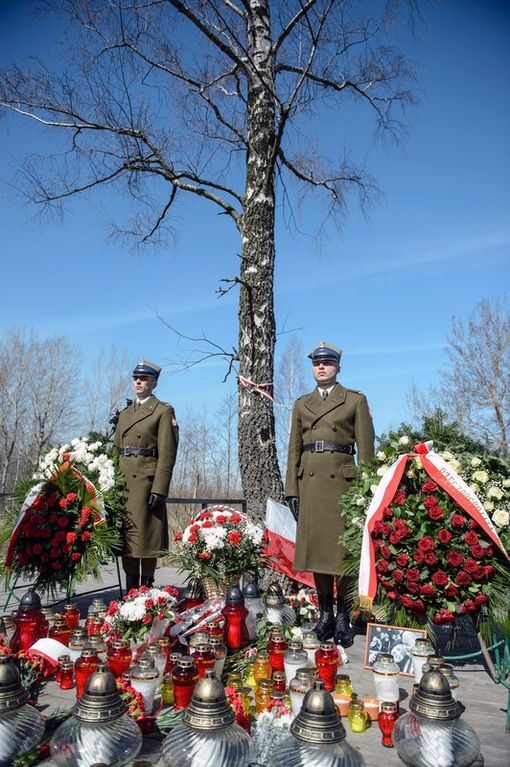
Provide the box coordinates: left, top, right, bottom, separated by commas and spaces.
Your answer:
285, 496, 299, 522
148, 493, 166, 512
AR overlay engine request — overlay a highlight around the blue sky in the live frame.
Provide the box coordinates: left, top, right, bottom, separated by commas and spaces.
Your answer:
0, 0, 509, 438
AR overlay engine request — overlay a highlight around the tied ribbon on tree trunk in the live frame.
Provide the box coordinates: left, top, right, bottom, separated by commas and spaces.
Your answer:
5, 462, 104, 569
358, 441, 509, 609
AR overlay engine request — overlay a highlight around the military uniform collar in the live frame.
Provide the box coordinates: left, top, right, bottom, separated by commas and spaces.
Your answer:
304, 383, 347, 415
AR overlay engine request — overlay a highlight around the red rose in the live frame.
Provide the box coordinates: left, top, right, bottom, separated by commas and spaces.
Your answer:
484, 546, 493, 558
379, 545, 391, 560
422, 481, 438, 493
51, 562, 62, 569
423, 496, 439, 508
468, 519, 480, 530
376, 560, 390, 574
464, 531, 479, 546
400, 595, 415, 609
432, 570, 448, 587
383, 507, 393, 519
373, 521, 383, 535
392, 491, 407, 506
406, 568, 421, 582
71, 552, 81, 561
475, 593, 489, 607
407, 582, 421, 594
433, 609, 455, 624
484, 565, 496, 577
444, 584, 459, 598
461, 599, 477, 614
472, 565, 487, 581
420, 584, 436, 599
59, 498, 69, 509
411, 599, 426, 614
413, 549, 425, 563
381, 523, 391, 536
42, 528, 52, 538
53, 531, 66, 542
386, 591, 399, 601
470, 544, 485, 560
437, 529, 452, 544
428, 506, 445, 521
32, 543, 43, 555
227, 531, 242, 546
392, 569, 405, 584
446, 551, 464, 567
464, 558, 478, 574
49, 514, 58, 525
450, 513, 466, 529
395, 553, 409, 567
389, 531, 401, 545
58, 517, 69, 528
417, 536, 435, 552
455, 571, 472, 587
50, 548, 60, 558
422, 552, 436, 566
81, 531, 91, 542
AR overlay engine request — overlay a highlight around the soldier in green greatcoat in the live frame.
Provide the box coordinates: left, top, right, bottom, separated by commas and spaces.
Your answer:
285, 342, 375, 646
114, 360, 179, 590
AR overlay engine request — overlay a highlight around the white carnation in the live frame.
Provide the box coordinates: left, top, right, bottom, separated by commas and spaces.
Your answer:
492, 509, 510, 527
244, 521, 264, 545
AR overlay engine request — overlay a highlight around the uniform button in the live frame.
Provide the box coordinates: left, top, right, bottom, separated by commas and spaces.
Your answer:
312, 425, 317, 430
332, 425, 338, 432
132, 474, 137, 478
330, 473, 335, 478
137, 433, 141, 438
309, 470, 314, 477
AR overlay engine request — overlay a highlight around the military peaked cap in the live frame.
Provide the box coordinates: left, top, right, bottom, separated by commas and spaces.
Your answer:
132, 359, 161, 378
308, 341, 342, 363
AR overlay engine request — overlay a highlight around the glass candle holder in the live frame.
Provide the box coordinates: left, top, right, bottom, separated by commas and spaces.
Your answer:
87, 617, 104, 637
90, 599, 107, 619
75, 649, 100, 699
87, 635, 107, 662
372, 653, 400, 705
221, 587, 249, 654
348, 700, 367, 733
189, 631, 211, 649
411, 638, 435, 683
40, 609, 53, 636
378, 701, 398, 747
315, 642, 340, 692
64, 603, 80, 631
56, 654, 71, 683
252, 651, 272, 684
192, 642, 216, 678
144, 643, 167, 680
167, 651, 183, 677
273, 670, 286, 692
172, 656, 199, 711
302, 629, 320, 668
107, 640, 133, 679
284, 640, 308, 684
255, 678, 275, 714
422, 654, 444, 675
10, 591, 49, 653
50, 617, 72, 646
289, 668, 313, 715
161, 673, 174, 706
130, 657, 160, 714
84, 611, 99, 634
439, 663, 460, 701
335, 675, 353, 697
243, 581, 265, 640
68, 636, 89, 664
267, 634, 288, 673
157, 637, 171, 671
226, 672, 243, 690
59, 660, 75, 690
207, 619, 225, 640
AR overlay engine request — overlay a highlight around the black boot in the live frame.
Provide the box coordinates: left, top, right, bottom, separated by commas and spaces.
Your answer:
314, 594, 335, 641
125, 573, 140, 591
140, 575, 154, 588
334, 610, 354, 648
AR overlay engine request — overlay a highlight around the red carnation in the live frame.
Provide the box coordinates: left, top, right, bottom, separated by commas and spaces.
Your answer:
395, 553, 409, 567
80, 508, 92, 525
450, 513, 466, 529
189, 524, 200, 533
66, 492, 78, 502
142, 614, 152, 625
420, 584, 436, 599
145, 599, 154, 610
227, 531, 242, 545
464, 531, 479, 546
81, 531, 91, 542
59, 498, 69, 509
392, 491, 407, 506
428, 506, 445, 521
475, 593, 489, 607
423, 496, 439, 508
188, 533, 197, 544
230, 513, 242, 524
198, 552, 211, 559
215, 515, 227, 524
71, 553, 81, 561
139, 586, 149, 594
199, 511, 213, 520
470, 544, 485, 560
437, 529, 452, 544
66, 532, 77, 544
417, 536, 435, 552
422, 480, 438, 493
406, 568, 421, 583
446, 551, 464, 568
432, 570, 448, 587
455, 571, 472, 587
173, 532, 182, 541
413, 549, 425, 563
424, 552, 437, 566
202, 521, 213, 529
444, 584, 459, 598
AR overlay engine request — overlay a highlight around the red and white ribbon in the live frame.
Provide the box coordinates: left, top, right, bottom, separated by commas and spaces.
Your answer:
264, 499, 315, 587
358, 441, 509, 607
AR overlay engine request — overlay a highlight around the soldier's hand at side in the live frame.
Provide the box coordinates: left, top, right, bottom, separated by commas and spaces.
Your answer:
285, 496, 299, 522
148, 493, 166, 512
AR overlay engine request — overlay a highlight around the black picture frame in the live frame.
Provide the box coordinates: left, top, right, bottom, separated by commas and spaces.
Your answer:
363, 622, 428, 676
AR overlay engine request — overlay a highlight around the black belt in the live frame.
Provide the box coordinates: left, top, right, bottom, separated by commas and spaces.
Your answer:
119, 447, 157, 457
303, 441, 355, 455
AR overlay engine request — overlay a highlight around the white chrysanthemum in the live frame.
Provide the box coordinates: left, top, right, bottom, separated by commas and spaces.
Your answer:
244, 521, 264, 545
201, 526, 228, 551
211, 509, 233, 521
119, 600, 146, 622
376, 451, 387, 461
470, 457, 482, 467
487, 486, 504, 500
376, 465, 389, 477
399, 435, 410, 446
492, 509, 510, 527
472, 470, 489, 485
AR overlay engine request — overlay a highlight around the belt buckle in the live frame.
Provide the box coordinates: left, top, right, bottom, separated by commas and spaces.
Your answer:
314, 440, 325, 452
125, 447, 134, 456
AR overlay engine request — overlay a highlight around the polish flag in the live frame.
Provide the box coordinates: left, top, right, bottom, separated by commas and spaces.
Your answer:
264, 499, 314, 587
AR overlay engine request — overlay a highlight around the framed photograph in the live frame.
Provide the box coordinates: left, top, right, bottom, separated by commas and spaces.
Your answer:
363, 623, 428, 676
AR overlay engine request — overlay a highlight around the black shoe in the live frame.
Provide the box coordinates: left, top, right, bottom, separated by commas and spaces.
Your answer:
125, 574, 140, 591
314, 595, 335, 641
334, 611, 354, 648
141, 576, 155, 588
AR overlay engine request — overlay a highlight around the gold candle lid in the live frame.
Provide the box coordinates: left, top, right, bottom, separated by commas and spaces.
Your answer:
73, 665, 126, 722
291, 680, 346, 744
257, 678, 275, 689
410, 669, 462, 721
183, 670, 235, 730
0, 654, 29, 712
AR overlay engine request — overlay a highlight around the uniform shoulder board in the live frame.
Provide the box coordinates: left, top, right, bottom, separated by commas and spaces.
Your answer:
347, 388, 364, 396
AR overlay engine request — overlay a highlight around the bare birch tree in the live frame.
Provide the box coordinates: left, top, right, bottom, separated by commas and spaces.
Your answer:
0, 0, 416, 518
82, 347, 132, 435
274, 335, 307, 474
409, 297, 510, 457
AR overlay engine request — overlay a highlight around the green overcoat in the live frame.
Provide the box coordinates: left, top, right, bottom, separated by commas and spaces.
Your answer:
285, 384, 375, 574
114, 396, 179, 558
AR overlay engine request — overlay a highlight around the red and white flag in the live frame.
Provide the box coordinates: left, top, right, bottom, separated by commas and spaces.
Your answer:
264, 499, 314, 587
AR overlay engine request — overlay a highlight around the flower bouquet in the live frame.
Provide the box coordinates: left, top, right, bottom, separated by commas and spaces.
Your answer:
3, 437, 123, 595
103, 585, 179, 644
340, 415, 510, 639
169, 506, 265, 591
286, 587, 319, 627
